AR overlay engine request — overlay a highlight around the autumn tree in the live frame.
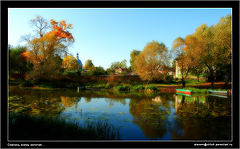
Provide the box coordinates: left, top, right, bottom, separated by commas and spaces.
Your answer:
173, 15, 232, 88
129, 50, 141, 72
9, 46, 33, 78
83, 59, 94, 70
172, 37, 189, 87
23, 17, 74, 80
135, 41, 170, 83
62, 55, 79, 71
213, 15, 232, 87
184, 35, 205, 82
191, 24, 217, 87
173, 32, 206, 87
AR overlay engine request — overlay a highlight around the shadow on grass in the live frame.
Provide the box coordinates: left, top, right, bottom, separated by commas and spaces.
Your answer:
9, 112, 119, 140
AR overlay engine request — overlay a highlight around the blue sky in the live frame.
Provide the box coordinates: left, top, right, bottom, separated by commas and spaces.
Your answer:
8, 8, 231, 69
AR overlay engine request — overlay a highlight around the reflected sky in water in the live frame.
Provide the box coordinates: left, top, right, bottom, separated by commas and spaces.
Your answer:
9, 87, 231, 140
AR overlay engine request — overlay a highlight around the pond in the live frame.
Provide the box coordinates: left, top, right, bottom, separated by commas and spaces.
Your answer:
8, 87, 231, 140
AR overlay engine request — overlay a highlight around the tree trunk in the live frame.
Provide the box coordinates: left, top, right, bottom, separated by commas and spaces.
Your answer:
77, 70, 81, 76
182, 77, 185, 88
211, 79, 214, 88
181, 96, 185, 104
197, 75, 200, 82
224, 72, 230, 89
210, 71, 214, 88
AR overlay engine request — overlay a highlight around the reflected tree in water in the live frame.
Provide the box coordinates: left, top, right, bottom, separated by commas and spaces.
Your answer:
84, 97, 91, 103
129, 95, 172, 139
173, 94, 231, 139
61, 96, 80, 108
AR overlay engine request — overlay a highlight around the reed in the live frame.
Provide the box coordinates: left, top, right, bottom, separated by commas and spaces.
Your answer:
9, 112, 119, 140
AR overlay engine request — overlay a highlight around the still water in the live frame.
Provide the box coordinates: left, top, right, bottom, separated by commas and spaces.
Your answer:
9, 87, 231, 140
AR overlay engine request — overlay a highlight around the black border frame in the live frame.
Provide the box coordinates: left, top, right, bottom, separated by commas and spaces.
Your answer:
1, 1, 239, 148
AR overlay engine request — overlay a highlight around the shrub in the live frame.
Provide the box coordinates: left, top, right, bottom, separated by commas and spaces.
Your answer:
114, 85, 130, 92
145, 85, 158, 91
164, 75, 174, 83
105, 83, 113, 89
62, 71, 79, 77
86, 67, 107, 76
130, 85, 145, 91
66, 82, 79, 89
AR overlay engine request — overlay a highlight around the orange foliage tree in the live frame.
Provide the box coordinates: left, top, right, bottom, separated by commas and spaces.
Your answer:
23, 17, 74, 80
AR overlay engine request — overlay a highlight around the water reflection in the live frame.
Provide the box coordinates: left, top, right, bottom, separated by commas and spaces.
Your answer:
174, 94, 231, 118
129, 95, 171, 139
173, 94, 231, 140
8, 87, 231, 140
61, 96, 80, 107
9, 96, 65, 117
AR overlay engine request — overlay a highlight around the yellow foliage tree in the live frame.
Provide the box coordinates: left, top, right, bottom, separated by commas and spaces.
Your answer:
62, 55, 79, 71
172, 35, 203, 87
134, 41, 170, 83
173, 15, 232, 87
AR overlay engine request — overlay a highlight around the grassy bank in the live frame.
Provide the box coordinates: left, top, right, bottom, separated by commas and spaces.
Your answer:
9, 112, 119, 140
177, 87, 229, 93
9, 78, 231, 93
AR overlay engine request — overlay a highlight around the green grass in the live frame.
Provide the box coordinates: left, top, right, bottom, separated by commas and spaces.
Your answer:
185, 79, 206, 85
9, 112, 119, 140
148, 83, 178, 86
179, 87, 228, 93
114, 84, 159, 92
130, 85, 145, 91
85, 83, 111, 89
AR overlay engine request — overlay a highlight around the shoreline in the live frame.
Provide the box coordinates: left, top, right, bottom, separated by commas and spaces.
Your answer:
9, 81, 231, 94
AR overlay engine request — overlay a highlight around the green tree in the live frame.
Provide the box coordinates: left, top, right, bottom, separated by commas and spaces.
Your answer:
90, 66, 106, 76
129, 50, 141, 71
107, 59, 127, 74
135, 41, 170, 83
84, 59, 94, 70
9, 46, 33, 78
